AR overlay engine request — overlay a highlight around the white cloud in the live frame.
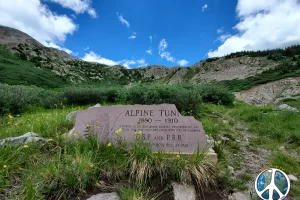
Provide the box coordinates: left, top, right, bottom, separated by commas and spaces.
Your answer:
128, 32, 136, 40
217, 27, 224, 34
43, 41, 73, 54
82, 51, 147, 68
84, 46, 90, 51
117, 12, 130, 28
208, 0, 300, 57
87, 8, 97, 18
158, 39, 176, 63
82, 51, 119, 66
158, 39, 168, 53
158, 39, 187, 64
217, 34, 232, 42
49, 0, 97, 18
128, 35, 136, 39
202, 4, 208, 12
0, 0, 77, 53
146, 49, 152, 55
177, 59, 188, 66
160, 52, 175, 62
149, 36, 152, 43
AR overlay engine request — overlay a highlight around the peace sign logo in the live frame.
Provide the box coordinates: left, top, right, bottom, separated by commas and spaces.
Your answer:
255, 168, 290, 200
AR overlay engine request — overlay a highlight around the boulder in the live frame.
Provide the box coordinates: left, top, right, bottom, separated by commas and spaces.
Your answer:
171, 182, 196, 200
90, 103, 101, 108
228, 166, 235, 175
0, 132, 48, 146
278, 104, 299, 112
288, 174, 298, 182
207, 147, 218, 165
86, 192, 120, 200
229, 192, 250, 200
66, 111, 78, 121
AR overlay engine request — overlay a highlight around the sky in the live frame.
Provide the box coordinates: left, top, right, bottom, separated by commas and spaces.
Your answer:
1, 0, 300, 68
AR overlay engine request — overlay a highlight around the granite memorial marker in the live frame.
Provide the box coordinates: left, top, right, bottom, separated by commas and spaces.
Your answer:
73, 104, 210, 153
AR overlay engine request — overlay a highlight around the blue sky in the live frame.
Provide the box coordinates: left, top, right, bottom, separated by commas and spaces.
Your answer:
1, 0, 300, 68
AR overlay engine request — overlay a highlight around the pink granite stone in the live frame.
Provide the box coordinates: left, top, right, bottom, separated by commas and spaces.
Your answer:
73, 104, 208, 153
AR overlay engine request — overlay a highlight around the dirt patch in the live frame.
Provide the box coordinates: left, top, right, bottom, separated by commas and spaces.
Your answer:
235, 77, 300, 105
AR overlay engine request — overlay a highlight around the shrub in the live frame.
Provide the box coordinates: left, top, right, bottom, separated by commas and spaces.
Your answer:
0, 84, 63, 115
124, 85, 203, 115
198, 85, 235, 105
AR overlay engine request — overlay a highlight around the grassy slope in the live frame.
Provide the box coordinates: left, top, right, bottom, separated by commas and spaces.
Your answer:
0, 46, 68, 89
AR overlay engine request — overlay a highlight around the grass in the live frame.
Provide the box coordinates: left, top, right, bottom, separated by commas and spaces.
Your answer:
1, 99, 300, 199
0, 106, 218, 199
118, 187, 165, 200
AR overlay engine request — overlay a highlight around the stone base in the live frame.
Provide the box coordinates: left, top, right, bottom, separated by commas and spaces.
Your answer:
87, 192, 120, 200
206, 147, 218, 165
172, 182, 196, 200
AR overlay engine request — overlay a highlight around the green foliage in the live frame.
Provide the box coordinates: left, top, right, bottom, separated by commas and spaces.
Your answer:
0, 84, 64, 115
63, 87, 122, 105
199, 85, 235, 105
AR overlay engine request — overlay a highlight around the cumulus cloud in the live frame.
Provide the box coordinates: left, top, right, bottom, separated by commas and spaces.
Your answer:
0, 0, 77, 53
146, 49, 152, 55
208, 0, 300, 57
82, 51, 147, 68
84, 46, 90, 51
117, 12, 130, 28
128, 32, 136, 40
177, 59, 188, 66
49, 0, 97, 18
202, 4, 208, 12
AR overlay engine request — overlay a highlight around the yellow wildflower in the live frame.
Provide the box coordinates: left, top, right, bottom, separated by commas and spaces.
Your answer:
217, 141, 221, 145
8, 115, 13, 119
23, 145, 29, 148
107, 143, 112, 147
14, 123, 18, 126
73, 134, 77, 136
134, 131, 138, 135
48, 138, 53, 141
7, 122, 10, 124
176, 154, 180, 158
86, 124, 90, 127
3, 165, 7, 168
115, 128, 122, 135
90, 163, 94, 168
138, 131, 142, 135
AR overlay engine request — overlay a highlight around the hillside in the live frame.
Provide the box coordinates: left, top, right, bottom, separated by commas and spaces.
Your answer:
1, 26, 300, 89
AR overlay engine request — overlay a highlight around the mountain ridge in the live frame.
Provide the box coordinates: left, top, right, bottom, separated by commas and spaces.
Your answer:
0, 25, 300, 88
